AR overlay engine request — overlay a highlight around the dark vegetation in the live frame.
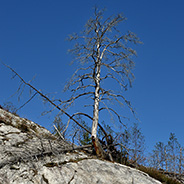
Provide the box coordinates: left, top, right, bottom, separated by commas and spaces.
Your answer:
138, 166, 181, 184
0, 102, 18, 116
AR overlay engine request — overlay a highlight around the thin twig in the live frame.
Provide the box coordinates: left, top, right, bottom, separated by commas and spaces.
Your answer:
16, 92, 38, 112
53, 125, 65, 140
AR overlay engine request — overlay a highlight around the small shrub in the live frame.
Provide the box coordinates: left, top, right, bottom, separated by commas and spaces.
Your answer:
138, 165, 181, 184
2, 102, 18, 115
17, 122, 29, 132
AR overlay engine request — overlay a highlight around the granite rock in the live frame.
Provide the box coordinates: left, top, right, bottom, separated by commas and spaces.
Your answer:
0, 108, 161, 184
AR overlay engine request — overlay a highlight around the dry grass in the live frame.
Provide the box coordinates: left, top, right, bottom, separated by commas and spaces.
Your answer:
138, 165, 181, 184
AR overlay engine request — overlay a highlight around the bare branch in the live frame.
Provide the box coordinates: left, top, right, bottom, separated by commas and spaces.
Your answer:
59, 91, 94, 109
100, 73, 127, 90
3, 63, 91, 134
99, 107, 126, 127
53, 125, 65, 140
101, 14, 126, 38
71, 84, 95, 93
65, 112, 109, 139
16, 92, 38, 112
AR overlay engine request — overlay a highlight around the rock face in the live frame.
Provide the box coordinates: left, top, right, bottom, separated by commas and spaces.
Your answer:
0, 108, 161, 184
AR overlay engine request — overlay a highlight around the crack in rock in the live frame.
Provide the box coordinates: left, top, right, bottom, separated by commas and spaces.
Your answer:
42, 174, 49, 184
68, 170, 77, 184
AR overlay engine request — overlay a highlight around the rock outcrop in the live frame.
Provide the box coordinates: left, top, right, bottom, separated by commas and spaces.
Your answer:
0, 108, 162, 184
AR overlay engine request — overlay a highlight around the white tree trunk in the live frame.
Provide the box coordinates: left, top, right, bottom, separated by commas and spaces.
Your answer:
91, 41, 105, 158
92, 63, 100, 139
92, 40, 101, 140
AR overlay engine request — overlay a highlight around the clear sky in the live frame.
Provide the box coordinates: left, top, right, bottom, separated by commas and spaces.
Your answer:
0, 0, 184, 152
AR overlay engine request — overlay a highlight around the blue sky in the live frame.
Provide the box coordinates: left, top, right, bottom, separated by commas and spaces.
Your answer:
0, 0, 184, 152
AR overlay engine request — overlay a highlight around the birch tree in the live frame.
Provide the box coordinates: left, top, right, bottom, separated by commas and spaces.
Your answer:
3, 8, 140, 159
61, 8, 141, 156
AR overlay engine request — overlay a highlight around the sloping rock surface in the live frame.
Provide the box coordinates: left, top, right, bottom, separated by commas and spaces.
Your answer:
0, 108, 161, 184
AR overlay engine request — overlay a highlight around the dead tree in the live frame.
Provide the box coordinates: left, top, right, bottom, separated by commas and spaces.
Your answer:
61, 8, 141, 157
3, 62, 113, 159
3, 8, 141, 159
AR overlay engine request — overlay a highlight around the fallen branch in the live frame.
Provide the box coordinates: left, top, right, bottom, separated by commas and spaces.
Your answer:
0, 144, 92, 169
3, 63, 90, 134
53, 124, 65, 140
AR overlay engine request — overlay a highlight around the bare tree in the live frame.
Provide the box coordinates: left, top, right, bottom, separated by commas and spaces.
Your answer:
148, 132, 184, 177
60, 8, 141, 156
167, 133, 180, 174
149, 142, 167, 170
3, 8, 140, 159
129, 123, 145, 166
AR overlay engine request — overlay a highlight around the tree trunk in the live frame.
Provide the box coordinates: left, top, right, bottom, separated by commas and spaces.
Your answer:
92, 136, 105, 158
91, 41, 105, 158
91, 63, 105, 157
164, 148, 168, 172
